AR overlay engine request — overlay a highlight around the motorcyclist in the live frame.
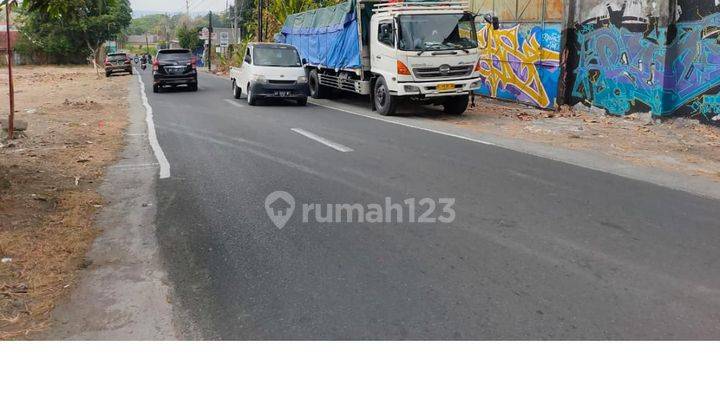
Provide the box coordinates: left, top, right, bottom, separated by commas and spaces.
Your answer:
140, 54, 147, 70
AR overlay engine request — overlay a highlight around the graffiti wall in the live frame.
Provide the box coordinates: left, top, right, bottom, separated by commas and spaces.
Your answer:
470, 0, 564, 109
476, 23, 562, 108
567, 0, 720, 123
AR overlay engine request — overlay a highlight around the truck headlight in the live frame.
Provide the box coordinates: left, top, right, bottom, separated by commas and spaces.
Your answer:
297, 76, 308, 83
250, 74, 266, 83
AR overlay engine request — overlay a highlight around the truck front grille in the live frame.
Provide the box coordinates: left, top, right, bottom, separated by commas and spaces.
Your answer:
413, 65, 474, 79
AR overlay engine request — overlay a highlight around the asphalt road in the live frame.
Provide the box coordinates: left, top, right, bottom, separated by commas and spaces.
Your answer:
139, 69, 720, 339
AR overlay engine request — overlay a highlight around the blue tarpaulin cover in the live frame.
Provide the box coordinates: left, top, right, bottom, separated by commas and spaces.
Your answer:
276, 0, 361, 70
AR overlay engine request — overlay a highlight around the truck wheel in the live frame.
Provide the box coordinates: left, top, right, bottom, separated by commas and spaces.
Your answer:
374, 77, 398, 116
233, 81, 242, 99
443, 95, 470, 115
308, 69, 327, 99
247, 86, 257, 106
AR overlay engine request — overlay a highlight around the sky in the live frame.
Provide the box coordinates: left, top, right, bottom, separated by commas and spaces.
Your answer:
130, 0, 231, 14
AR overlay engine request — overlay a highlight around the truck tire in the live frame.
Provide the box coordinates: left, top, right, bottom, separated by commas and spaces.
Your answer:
247, 85, 257, 106
443, 95, 470, 115
233, 81, 242, 99
374, 77, 398, 116
308, 69, 327, 99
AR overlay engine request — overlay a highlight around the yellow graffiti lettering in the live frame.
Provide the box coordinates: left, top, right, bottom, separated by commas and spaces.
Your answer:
476, 25, 560, 108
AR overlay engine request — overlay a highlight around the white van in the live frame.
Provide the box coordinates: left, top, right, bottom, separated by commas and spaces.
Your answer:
229, 43, 310, 106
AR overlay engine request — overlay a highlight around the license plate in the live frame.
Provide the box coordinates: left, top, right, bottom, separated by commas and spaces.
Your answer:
437, 83, 455, 92
275, 91, 291, 97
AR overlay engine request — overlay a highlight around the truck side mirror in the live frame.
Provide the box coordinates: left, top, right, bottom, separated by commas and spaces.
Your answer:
302, 58, 308, 65
483, 13, 500, 30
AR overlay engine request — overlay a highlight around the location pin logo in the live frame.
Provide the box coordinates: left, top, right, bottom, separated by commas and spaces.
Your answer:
265, 191, 295, 230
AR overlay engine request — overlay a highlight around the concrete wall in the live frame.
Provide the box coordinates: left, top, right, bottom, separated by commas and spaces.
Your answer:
564, 0, 720, 123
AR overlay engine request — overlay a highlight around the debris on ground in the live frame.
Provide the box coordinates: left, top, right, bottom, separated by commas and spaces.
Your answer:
440, 96, 720, 181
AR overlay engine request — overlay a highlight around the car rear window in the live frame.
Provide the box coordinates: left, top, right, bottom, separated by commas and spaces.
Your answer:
108, 54, 127, 58
158, 50, 192, 61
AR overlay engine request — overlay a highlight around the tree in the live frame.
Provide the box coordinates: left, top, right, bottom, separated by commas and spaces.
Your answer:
176, 24, 202, 50
263, 0, 344, 42
16, 0, 131, 65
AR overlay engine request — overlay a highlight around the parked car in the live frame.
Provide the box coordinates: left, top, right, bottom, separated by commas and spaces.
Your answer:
104, 53, 132, 77
229, 43, 309, 106
152, 49, 198, 93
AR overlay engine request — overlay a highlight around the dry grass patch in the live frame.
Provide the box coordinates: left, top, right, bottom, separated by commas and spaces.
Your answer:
0, 66, 129, 338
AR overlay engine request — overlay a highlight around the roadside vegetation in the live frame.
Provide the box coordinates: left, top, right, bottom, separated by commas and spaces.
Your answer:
14, 0, 131, 65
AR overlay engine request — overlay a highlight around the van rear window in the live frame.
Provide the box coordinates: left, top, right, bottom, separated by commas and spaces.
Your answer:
158, 51, 192, 61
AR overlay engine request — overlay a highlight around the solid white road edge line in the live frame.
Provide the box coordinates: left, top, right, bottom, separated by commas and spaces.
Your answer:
224, 98, 245, 107
291, 128, 354, 153
137, 74, 171, 179
310, 101, 496, 147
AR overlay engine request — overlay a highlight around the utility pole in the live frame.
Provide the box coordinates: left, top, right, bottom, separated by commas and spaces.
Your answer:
186, 0, 190, 17
4, 1, 15, 141
257, 0, 263, 42
233, 0, 238, 44
238, 0, 244, 41
207, 11, 213, 71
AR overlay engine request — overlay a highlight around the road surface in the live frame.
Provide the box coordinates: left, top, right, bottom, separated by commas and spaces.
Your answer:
137, 70, 720, 339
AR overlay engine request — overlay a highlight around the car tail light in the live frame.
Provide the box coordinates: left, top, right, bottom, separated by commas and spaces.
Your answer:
191, 57, 197, 69
397, 60, 411, 76
124, 58, 131, 64
152, 59, 159, 71
104, 57, 109, 65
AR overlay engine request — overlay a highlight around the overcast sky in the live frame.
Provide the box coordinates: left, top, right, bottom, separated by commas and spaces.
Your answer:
131, 0, 231, 13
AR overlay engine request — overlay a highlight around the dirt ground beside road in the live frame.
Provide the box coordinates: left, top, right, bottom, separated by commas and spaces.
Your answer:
0, 66, 129, 339
443, 96, 720, 181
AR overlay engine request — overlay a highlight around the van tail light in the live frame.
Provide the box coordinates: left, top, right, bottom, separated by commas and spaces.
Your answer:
397, 60, 411, 76
152, 59, 159, 71
191, 56, 197, 69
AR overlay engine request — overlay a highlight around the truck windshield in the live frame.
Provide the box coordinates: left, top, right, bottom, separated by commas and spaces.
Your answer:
253, 46, 302, 67
398, 14, 478, 52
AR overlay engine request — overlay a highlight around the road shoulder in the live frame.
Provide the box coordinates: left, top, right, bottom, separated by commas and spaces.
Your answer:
38, 74, 178, 340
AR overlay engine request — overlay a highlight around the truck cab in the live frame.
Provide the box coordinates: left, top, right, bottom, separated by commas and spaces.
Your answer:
281, 0, 488, 116
368, 2, 482, 115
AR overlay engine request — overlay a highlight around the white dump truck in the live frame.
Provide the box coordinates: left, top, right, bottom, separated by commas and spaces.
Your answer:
277, 0, 497, 116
